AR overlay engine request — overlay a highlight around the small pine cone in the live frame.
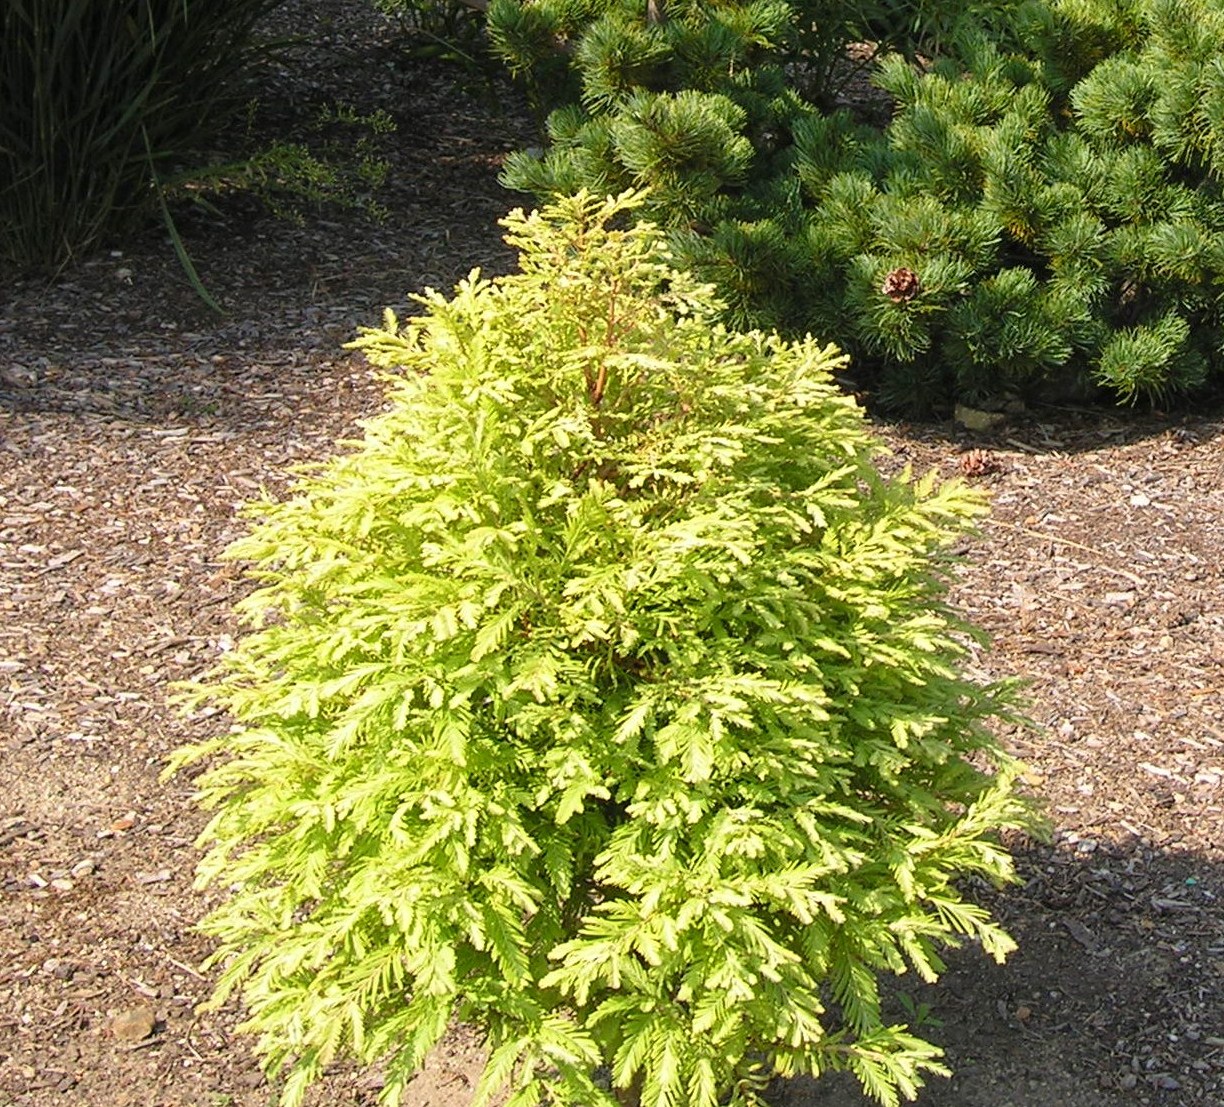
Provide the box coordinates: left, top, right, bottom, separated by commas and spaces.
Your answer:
882, 267, 921, 302
959, 448, 999, 477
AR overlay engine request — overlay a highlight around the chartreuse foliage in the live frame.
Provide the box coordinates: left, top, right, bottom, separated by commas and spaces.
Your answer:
171, 191, 1034, 1107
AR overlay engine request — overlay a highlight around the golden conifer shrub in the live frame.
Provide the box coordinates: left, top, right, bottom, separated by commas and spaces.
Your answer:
171, 191, 1037, 1107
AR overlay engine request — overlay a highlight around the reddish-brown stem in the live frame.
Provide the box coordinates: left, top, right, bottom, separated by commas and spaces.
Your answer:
591, 283, 619, 408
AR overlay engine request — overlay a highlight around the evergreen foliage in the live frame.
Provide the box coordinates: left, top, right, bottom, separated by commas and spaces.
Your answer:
172, 191, 1034, 1107
801, 9, 1224, 408
494, 0, 1224, 409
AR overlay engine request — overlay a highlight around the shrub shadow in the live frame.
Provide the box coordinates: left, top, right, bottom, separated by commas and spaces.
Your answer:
777, 839, 1223, 1107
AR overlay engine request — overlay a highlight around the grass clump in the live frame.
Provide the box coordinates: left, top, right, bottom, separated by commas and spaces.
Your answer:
0, 0, 284, 272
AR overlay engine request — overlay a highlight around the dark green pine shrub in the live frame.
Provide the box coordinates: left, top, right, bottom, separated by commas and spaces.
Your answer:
488, 0, 998, 330
797, 6, 1224, 409
172, 191, 1035, 1107
491, 0, 802, 243
495, 0, 1224, 409
491, 0, 860, 335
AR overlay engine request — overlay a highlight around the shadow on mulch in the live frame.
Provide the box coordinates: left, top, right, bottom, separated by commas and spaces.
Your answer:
0, 158, 524, 427
857, 395, 1224, 464
780, 840, 1222, 1107
0, 0, 534, 427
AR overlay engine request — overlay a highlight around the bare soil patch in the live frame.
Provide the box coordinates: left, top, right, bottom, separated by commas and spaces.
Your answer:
2, 4, 1221, 1106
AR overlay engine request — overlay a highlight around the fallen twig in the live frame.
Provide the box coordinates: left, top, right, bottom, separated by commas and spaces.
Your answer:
992, 521, 1146, 588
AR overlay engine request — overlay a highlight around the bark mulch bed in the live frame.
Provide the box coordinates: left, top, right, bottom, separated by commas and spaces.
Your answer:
1, 4, 1222, 1105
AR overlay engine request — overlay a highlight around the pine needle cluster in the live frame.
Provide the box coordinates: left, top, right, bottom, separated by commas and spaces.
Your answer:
172, 191, 1034, 1107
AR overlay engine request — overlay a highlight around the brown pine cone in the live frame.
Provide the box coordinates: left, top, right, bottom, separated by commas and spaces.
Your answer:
882, 267, 921, 302
959, 448, 999, 477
